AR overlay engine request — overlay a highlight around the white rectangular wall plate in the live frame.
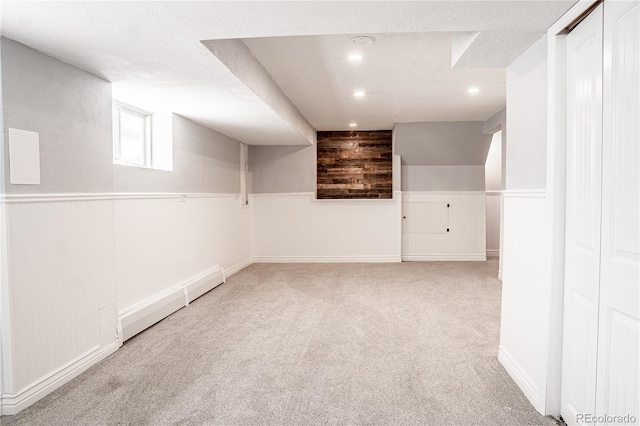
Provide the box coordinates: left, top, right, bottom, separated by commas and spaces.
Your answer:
8, 128, 40, 184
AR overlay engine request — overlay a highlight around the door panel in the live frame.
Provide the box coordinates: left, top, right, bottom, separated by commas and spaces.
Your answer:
402, 202, 449, 234
596, 0, 640, 419
561, 4, 603, 424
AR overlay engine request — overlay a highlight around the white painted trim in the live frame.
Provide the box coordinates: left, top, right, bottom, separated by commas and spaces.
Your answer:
253, 256, 401, 264
222, 257, 254, 281
402, 191, 486, 195
502, 190, 547, 198
250, 191, 402, 203
0, 342, 119, 415
485, 191, 503, 196
498, 271, 503, 281
249, 192, 312, 198
0, 191, 10, 413
0, 192, 240, 204
402, 254, 487, 261
311, 191, 401, 204
498, 345, 541, 413
548, 0, 599, 33
486, 250, 500, 257
543, 0, 600, 416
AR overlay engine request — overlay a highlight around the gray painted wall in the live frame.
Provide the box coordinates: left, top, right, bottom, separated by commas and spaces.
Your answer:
394, 121, 490, 191
114, 114, 241, 193
2, 38, 113, 194
394, 121, 492, 166
485, 131, 503, 191
483, 108, 506, 135
505, 35, 548, 190
401, 165, 485, 191
249, 145, 316, 193
483, 108, 506, 191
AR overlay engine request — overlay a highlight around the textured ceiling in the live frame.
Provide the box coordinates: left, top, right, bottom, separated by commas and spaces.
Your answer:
0, 1, 576, 145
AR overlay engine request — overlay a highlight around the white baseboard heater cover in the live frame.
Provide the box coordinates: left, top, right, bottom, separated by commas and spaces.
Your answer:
183, 266, 224, 304
119, 266, 224, 342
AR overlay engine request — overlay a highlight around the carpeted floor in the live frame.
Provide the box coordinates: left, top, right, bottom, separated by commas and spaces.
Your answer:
2, 260, 558, 425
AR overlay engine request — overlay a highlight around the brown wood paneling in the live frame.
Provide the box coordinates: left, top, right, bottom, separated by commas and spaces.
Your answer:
316, 130, 392, 199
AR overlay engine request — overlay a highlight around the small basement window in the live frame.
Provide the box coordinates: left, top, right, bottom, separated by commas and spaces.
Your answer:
113, 102, 151, 168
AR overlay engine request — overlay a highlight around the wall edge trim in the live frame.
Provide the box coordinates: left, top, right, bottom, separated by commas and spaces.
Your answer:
253, 256, 401, 264
401, 255, 486, 261
402, 191, 487, 195
0, 193, 241, 204
502, 190, 547, 198
0, 343, 119, 415
222, 257, 254, 281
249, 191, 402, 203
498, 345, 542, 414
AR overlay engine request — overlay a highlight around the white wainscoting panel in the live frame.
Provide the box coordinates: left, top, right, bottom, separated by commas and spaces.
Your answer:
1, 193, 253, 415
3, 199, 118, 412
499, 190, 548, 413
486, 191, 502, 257
114, 195, 252, 315
402, 192, 486, 261
251, 192, 401, 262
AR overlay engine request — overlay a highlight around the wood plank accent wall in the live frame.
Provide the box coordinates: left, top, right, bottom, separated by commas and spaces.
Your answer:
317, 130, 393, 199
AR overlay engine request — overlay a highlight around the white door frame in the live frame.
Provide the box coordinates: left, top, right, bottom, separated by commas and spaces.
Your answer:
544, 0, 601, 415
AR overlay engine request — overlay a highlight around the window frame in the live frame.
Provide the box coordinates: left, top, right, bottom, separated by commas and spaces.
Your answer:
112, 101, 152, 168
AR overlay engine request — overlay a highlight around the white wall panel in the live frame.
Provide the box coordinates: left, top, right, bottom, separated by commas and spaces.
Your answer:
5, 200, 117, 394
114, 195, 251, 314
1, 193, 252, 414
402, 192, 486, 260
251, 193, 401, 262
499, 191, 548, 413
486, 192, 502, 255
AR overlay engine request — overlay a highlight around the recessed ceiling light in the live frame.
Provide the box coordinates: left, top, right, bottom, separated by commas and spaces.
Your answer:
468, 86, 480, 95
349, 122, 358, 127
348, 54, 363, 61
351, 36, 374, 45
353, 91, 366, 98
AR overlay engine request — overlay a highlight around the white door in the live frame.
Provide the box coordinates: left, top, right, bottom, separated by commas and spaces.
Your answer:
561, 4, 604, 423
596, 0, 639, 418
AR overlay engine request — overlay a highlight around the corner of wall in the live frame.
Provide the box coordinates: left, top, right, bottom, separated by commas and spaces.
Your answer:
0, 33, 9, 404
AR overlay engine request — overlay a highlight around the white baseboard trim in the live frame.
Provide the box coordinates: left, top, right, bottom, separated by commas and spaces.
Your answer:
401, 254, 487, 261
253, 256, 401, 264
1, 343, 119, 415
486, 250, 500, 257
118, 266, 225, 342
223, 257, 254, 280
498, 346, 542, 413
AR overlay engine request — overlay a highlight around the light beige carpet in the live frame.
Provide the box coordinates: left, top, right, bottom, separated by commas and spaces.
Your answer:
2, 260, 558, 425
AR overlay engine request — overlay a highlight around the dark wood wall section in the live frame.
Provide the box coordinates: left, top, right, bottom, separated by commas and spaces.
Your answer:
317, 130, 393, 199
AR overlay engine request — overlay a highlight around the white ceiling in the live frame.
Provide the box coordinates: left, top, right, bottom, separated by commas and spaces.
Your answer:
0, 1, 576, 145
244, 32, 506, 130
